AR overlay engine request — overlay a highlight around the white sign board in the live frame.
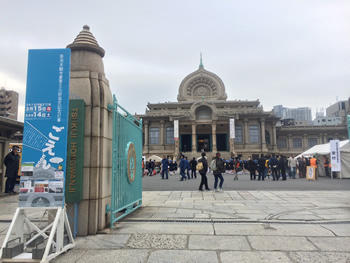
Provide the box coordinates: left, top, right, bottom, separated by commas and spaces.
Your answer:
229, 118, 235, 139
174, 120, 179, 140
330, 140, 341, 172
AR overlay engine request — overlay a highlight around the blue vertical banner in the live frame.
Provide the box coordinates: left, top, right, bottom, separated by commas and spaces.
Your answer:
19, 49, 71, 207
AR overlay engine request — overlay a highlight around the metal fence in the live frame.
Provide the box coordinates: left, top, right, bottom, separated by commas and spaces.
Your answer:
108, 95, 142, 227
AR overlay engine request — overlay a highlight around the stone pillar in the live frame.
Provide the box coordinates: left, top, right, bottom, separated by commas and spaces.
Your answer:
67, 25, 112, 235
144, 120, 149, 153
192, 123, 196, 153
303, 134, 308, 151
272, 122, 277, 152
243, 118, 249, 148
212, 121, 217, 153
260, 118, 267, 151
287, 134, 293, 151
323, 133, 328, 143
160, 120, 165, 146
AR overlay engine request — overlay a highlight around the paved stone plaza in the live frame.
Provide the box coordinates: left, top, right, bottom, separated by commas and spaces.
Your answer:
1, 190, 350, 262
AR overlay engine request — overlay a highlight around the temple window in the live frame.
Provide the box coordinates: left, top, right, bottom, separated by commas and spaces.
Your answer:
249, 125, 260, 144
149, 127, 159, 144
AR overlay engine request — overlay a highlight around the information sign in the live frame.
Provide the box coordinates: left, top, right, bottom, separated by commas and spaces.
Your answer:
19, 49, 70, 207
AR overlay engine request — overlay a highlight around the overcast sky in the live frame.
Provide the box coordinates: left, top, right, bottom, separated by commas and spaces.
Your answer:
1, 0, 349, 121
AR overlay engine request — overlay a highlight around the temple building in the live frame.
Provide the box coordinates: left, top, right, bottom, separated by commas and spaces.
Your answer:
138, 58, 348, 160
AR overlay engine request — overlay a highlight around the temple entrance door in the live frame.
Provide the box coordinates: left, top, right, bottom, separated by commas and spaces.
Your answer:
197, 134, 211, 152
180, 134, 191, 152
217, 134, 228, 151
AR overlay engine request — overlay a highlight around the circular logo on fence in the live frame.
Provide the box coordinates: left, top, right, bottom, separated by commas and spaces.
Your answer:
126, 142, 136, 183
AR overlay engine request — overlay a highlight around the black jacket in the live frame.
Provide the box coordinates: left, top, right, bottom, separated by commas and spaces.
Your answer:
4, 152, 19, 178
213, 157, 225, 175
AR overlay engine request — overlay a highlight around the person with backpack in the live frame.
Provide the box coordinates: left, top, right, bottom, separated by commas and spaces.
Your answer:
190, 157, 197, 179
198, 152, 210, 191
211, 152, 225, 192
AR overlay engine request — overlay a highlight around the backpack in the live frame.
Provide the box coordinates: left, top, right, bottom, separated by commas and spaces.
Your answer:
196, 161, 203, 171
210, 159, 217, 171
265, 159, 269, 168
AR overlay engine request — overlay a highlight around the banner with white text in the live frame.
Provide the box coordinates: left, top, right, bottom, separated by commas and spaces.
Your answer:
19, 49, 71, 207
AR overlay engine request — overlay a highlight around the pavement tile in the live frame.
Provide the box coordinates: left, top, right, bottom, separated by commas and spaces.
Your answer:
320, 224, 350, 237
288, 251, 350, 263
127, 233, 187, 249
52, 249, 87, 263
116, 222, 214, 235
73, 249, 149, 263
214, 223, 334, 236
189, 235, 250, 250
220, 251, 292, 263
248, 236, 317, 251
74, 234, 130, 249
147, 250, 218, 263
308, 237, 350, 252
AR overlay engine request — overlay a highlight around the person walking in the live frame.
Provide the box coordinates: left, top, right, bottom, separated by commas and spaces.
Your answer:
4, 145, 20, 194
288, 156, 297, 179
179, 155, 187, 181
279, 155, 287, 180
198, 152, 210, 191
211, 152, 225, 192
258, 154, 266, 181
161, 156, 169, 179
190, 157, 197, 179
247, 157, 257, 180
269, 155, 279, 181
184, 157, 191, 180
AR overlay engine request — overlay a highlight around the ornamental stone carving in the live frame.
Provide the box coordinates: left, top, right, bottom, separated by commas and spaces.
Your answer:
178, 67, 227, 102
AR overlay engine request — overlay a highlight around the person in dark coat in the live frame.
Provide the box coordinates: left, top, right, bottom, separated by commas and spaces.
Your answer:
279, 155, 288, 181
257, 154, 267, 181
212, 152, 225, 191
4, 145, 20, 194
185, 157, 191, 180
190, 157, 197, 179
179, 155, 187, 181
161, 156, 169, 179
269, 155, 279, 181
198, 152, 210, 191
247, 157, 257, 180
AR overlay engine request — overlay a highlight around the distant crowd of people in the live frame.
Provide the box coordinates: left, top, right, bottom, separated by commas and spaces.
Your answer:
141, 152, 335, 192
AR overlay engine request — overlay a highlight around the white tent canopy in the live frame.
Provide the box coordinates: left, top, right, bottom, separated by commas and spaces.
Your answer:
296, 139, 350, 179
296, 140, 349, 158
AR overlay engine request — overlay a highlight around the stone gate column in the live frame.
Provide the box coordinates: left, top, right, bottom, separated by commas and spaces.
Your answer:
192, 123, 196, 153
212, 121, 217, 153
67, 25, 112, 235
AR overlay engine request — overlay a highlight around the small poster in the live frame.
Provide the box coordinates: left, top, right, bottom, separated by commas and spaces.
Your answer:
306, 166, 316, 181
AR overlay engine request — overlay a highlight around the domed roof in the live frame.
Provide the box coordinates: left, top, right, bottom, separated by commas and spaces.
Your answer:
177, 58, 227, 102
67, 25, 105, 57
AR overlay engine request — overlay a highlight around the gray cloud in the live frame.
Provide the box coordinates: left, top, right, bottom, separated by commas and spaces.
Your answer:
1, 0, 349, 121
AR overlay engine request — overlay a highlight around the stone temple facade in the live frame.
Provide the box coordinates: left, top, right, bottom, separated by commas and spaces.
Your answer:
139, 60, 348, 160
